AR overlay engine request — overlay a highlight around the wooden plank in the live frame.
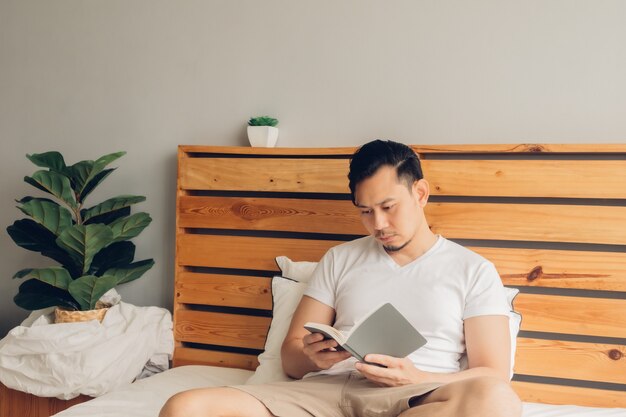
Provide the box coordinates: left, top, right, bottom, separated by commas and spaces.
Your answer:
424, 160, 626, 199
179, 156, 626, 197
175, 310, 271, 350
178, 196, 364, 234
179, 158, 350, 193
177, 272, 272, 310
512, 381, 626, 408
173, 347, 259, 370
176, 236, 626, 292
0, 383, 91, 417
514, 338, 626, 384
414, 143, 626, 154
179, 144, 626, 155
472, 247, 626, 292
427, 203, 626, 245
179, 145, 357, 156
177, 234, 340, 271
515, 294, 626, 338
179, 198, 626, 245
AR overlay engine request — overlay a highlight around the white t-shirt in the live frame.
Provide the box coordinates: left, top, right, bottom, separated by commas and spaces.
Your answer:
303, 235, 510, 375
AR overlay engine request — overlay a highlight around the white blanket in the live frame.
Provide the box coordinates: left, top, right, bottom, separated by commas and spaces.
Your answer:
52, 366, 626, 417
0, 301, 173, 399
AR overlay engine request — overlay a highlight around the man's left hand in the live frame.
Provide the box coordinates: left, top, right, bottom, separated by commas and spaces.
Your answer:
355, 355, 431, 387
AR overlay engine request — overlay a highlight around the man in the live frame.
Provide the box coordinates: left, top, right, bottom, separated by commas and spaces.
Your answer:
160, 140, 522, 417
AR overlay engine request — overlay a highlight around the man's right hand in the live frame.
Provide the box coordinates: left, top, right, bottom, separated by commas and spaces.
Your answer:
302, 332, 352, 371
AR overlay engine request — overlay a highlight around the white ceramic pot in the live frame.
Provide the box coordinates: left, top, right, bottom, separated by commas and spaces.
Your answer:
247, 126, 279, 147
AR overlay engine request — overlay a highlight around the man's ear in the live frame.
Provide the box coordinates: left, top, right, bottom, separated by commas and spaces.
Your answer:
413, 179, 430, 207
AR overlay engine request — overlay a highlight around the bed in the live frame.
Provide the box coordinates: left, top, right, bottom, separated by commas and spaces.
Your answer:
7, 143, 626, 417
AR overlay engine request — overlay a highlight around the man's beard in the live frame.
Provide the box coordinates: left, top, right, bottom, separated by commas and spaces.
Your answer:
383, 238, 412, 253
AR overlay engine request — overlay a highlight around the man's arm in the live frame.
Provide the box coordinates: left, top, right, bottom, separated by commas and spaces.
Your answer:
356, 315, 511, 386
281, 295, 352, 379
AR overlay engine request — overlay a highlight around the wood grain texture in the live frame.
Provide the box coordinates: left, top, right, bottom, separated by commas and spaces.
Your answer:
174, 310, 271, 350
473, 247, 626, 291
173, 145, 626, 408
179, 154, 626, 198
179, 144, 626, 155
512, 381, 626, 408
179, 197, 626, 245
173, 347, 259, 370
178, 196, 364, 234
175, 235, 626, 292
176, 272, 272, 310
515, 294, 626, 338
413, 143, 626, 154
515, 338, 626, 383
0, 383, 91, 417
423, 159, 626, 198
180, 158, 350, 193
176, 234, 340, 271
179, 145, 357, 156
427, 203, 626, 245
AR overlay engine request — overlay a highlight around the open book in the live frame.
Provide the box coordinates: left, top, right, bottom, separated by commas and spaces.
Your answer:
304, 303, 427, 364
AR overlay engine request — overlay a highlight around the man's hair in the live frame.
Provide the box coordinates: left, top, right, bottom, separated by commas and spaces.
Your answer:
348, 140, 423, 204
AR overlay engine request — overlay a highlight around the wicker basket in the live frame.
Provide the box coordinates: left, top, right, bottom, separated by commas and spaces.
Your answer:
54, 307, 108, 323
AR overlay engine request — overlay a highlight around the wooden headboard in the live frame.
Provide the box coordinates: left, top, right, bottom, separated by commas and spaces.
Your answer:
173, 144, 626, 408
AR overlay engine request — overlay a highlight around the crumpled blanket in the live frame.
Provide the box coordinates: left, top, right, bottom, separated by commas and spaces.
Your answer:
0, 300, 173, 400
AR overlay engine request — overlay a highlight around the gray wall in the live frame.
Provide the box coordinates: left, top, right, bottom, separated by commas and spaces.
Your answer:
1, 1, 625, 337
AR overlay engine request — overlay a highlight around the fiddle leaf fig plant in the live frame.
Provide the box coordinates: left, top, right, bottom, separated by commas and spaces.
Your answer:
7, 151, 154, 311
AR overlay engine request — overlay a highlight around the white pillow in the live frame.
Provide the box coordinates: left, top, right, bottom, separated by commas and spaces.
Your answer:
274, 256, 317, 282
505, 287, 522, 378
245, 276, 306, 384
245, 256, 315, 384
246, 257, 521, 384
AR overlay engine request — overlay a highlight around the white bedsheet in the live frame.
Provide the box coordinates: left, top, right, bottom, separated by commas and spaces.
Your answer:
53, 366, 626, 417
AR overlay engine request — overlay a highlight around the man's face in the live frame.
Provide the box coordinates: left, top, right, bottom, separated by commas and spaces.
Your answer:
354, 165, 427, 252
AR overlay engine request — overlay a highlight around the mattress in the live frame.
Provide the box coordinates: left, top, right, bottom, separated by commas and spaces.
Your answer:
52, 366, 626, 417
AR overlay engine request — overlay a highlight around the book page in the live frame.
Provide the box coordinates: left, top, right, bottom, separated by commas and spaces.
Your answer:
344, 303, 427, 360
304, 322, 347, 345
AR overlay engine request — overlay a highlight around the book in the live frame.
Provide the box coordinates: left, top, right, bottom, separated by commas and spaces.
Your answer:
304, 303, 427, 364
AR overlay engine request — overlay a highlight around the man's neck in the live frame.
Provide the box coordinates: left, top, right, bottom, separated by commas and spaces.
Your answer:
386, 230, 439, 267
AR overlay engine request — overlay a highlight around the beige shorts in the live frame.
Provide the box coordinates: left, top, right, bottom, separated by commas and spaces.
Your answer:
231, 371, 443, 417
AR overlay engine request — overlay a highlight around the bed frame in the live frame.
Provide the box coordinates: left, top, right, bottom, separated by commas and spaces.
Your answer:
173, 144, 626, 409
2, 143, 625, 417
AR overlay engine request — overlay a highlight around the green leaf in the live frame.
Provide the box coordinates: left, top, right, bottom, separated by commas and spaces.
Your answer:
56, 224, 115, 275
248, 116, 278, 127
13, 267, 71, 290
24, 170, 77, 209
94, 151, 126, 170
16, 196, 57, 205
89, 241, 135, 275
14, 279, 80, 311
104, 259, 154, 285
68, 275, 117, 310
26, 152, 67, 172
109, 212, 151, 243
24, 176, 52, 194
67, 160, 94, 192
68, 152, 125, 201
7, 219, 59, 253
83, 206, 129, 226
82, 195, 146, 223
79, 168, 114, 202
7, 219, 82, 277
17, 198, 73, 235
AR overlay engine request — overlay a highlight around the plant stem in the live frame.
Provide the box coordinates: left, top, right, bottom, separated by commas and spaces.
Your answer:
74, 191, 83, 225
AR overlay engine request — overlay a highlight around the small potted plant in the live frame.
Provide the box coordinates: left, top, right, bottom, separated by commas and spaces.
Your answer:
6, 151, 154, 323
247, 116, 279, 147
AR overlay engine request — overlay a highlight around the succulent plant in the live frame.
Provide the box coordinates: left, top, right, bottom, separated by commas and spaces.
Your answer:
6, 151, 154, 311
248, 116, 279, 127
